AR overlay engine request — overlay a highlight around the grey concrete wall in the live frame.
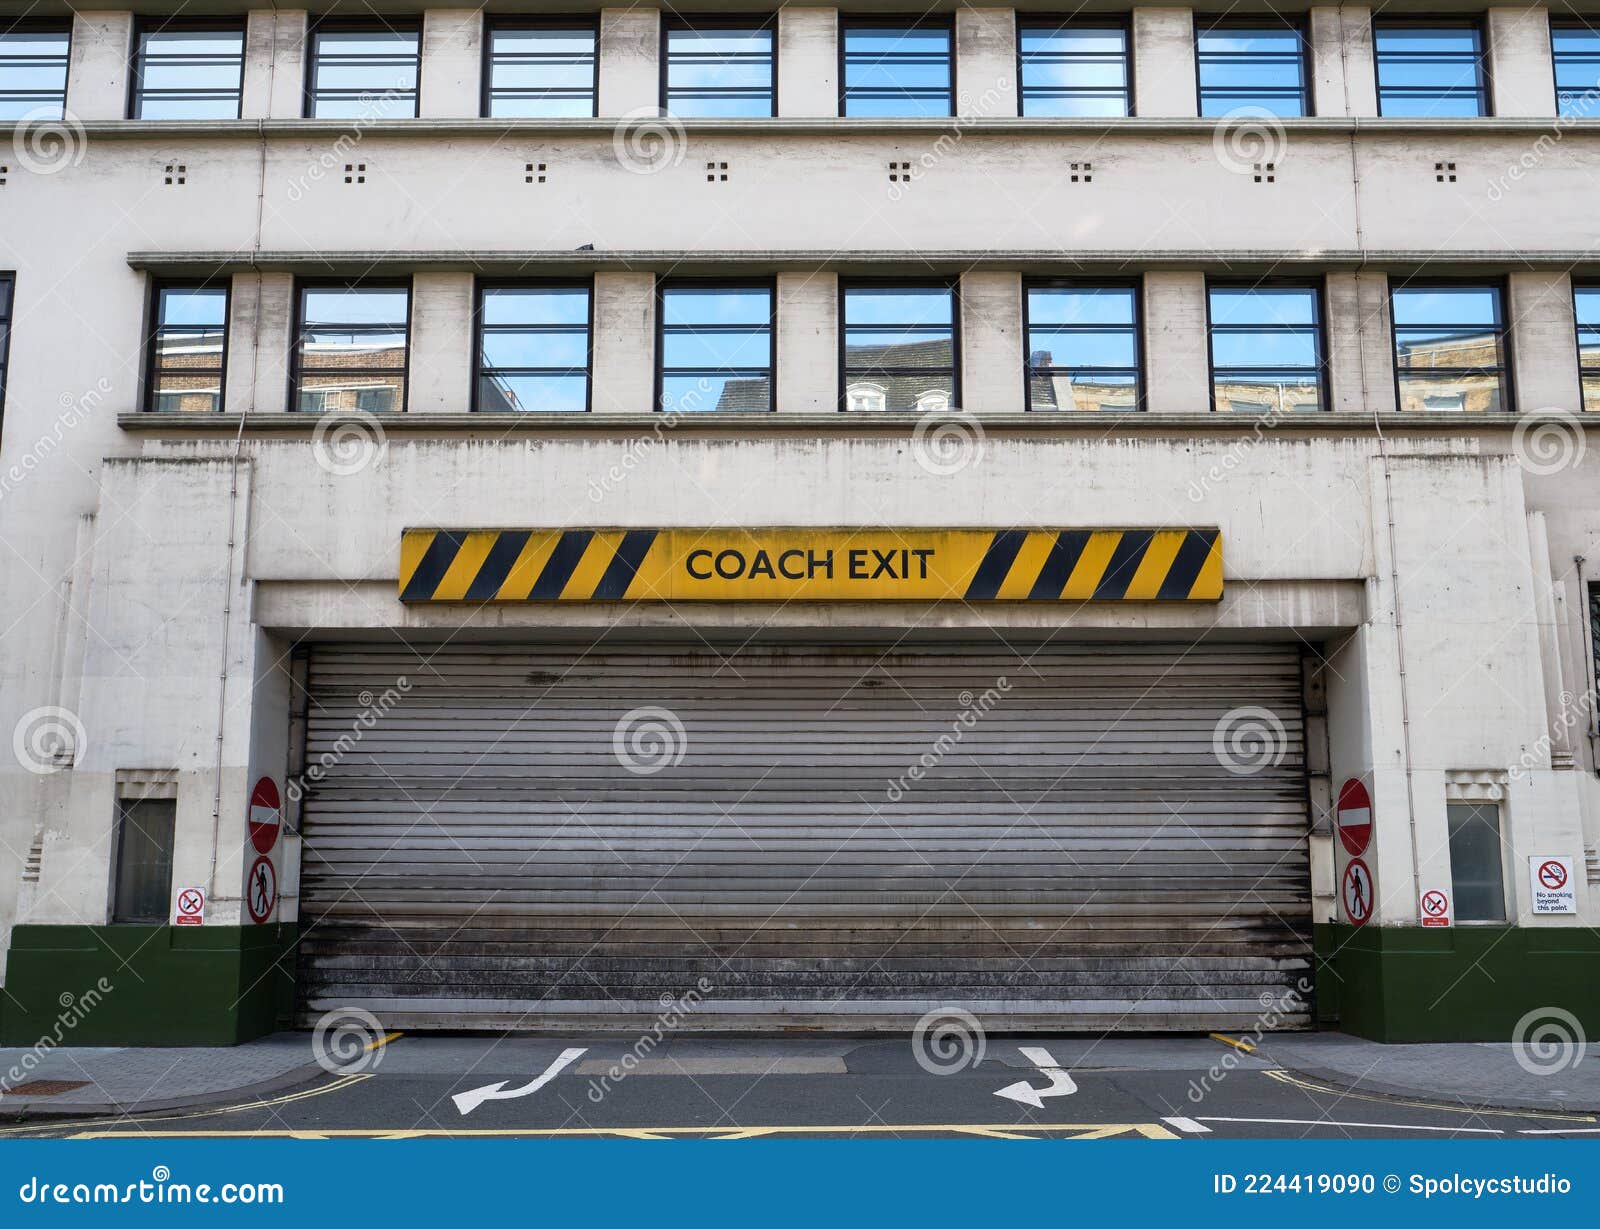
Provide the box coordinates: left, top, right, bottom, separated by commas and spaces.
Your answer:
1487, 6, 1557, 118
777, 272, 838, 413
420, 10, 484, 120
242, 11, 308, 121
1132, 8, 1197, 118
955, 9, 1018, 118
960, 271, 1024, 413
591, 272, 656, 413
408, 273, 474, 414
1310, 6, 1378, 119
778, 9, 838, 118
65, 12, 132, 120
1508, 271, 1581, 414
1143, 272, 1210, 413
599, 8, 661, 118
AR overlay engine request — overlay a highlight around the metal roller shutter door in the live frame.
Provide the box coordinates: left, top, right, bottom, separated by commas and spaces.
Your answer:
296, 642, 1311, 1030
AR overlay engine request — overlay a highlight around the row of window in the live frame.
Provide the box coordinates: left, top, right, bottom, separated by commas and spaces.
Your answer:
130, 276, 1600, 417
5, 16, 1600, 122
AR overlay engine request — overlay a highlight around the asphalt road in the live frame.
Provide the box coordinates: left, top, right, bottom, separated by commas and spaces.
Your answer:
4, 1034, 1594, 1141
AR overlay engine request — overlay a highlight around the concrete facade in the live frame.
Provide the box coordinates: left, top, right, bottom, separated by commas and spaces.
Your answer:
1, 3, 1598, 1043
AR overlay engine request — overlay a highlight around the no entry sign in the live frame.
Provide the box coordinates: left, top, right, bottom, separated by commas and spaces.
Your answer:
1420, 888, 1451, 927
246, 855, 278, 924
1336, 778, 1373, 856
249, 776, 282, 855
1342, 858, 1374, 926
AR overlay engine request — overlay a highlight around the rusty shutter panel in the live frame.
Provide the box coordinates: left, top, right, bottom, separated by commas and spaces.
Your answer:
296, 642, 1311, 1030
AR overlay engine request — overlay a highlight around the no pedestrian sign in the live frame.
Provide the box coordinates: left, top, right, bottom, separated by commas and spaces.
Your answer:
1342, 858, 1374, 926
1529, 856, 1576, 914
247, 856, 278, 924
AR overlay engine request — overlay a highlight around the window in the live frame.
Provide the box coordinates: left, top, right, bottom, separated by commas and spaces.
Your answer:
1026, 282, 1140, 411
1553, 25, 1600, 118
111, 798, 176, 924
484, 22, 597, 117
664, 20, 774, 117
476, 283, 591, 412
1373, 23, 1487, 117
293, 283, 410, 414
1196, 22, 1309, 117
147, 283, 229, 413
658, 283, 774, 413
1018, 22, 1130, 117
1446, 801, 1507, 923
1391, 284, 1508, 413
1208, 283, 1325, 413
842, 284, 958, 413
307, 23, 420, 119
1574, 285, 1600, 412
131, 23, 245, 119
0, 25, 71, 121
842, 23, 952, 117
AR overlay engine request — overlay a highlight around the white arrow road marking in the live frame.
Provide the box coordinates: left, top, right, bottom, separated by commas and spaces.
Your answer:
993, 1045, 1078, 1109
452, 1047, 587, 1117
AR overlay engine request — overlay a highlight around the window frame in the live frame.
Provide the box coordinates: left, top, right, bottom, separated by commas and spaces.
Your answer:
480, 15, 599, 119
1372, 17, 1492, 119
302, 16, 423, 120
1204, 278, 1329, 414
1021, 276, 1145, 412
838, 17, 955, 118
471, 277, 595, 414
0, 20, 73, 121
654, 277, 778, 415
1549, 19, 1600, 119
128, 16, 247, 121
659, 14, 777, 118
1571, 280, 1600, 413
0, 271, 13, 441
289, 277, 414, 415
837, 277, 963, 414
1387, 276, 1515, 415
109, 797, 177, 925
1193, 16, 1313, 118
1015, 16, 1134, 118
1445, 798, 1511, 924
143, 278, 232, 414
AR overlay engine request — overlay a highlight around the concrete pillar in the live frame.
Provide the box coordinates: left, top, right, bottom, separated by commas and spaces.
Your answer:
959, 272, 1024, 414
419, 10, 484, 119
224, 272, 294, 413
65, 12, 132, 120
778, 9, 838, 118
1310, 6, 1378, 118
1508, 271, 1581, 414
1325, 273, 1368, 414
408, 273, 474, 414
955, 9, 1018, 118
242, 11, 308, 120
1142, 272, 1210, 414
1354, 272, 1397, 414
1487, 7, 1557, 118
592, 272, 656, 413
1132, 9, 1196, 118
776, 273, 837, 413
599, 9, 661, 117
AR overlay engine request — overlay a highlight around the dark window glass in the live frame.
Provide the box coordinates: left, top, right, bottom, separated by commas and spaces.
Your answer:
1019, 24, 1128, 117
486, 25, 595, 117
1197, 24, 1309, 117
1553, 26, 1600, 118
0, 28, 71, 121
665, 24, 774, 117
0, 274, 11, 428
478, 285, 590, 412
132, 26, 246, 119
1374, 25, 1486, 117
1209, 284, 1324, 413
295, 284, 410, 413
149, 284, 228, 412
1027, 284, 1139, 411
112, 799, 176, 923
843, 25, 952, 117
659, 285, 773, 413
1446, 802, 1506, 922
843, 285, 956, 413
308, 26, 420, 118
1391, 285, 1507, 413
1574, 287, 1600, 412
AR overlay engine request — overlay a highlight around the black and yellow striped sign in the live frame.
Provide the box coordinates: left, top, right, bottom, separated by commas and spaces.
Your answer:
399, 529, 1222, 603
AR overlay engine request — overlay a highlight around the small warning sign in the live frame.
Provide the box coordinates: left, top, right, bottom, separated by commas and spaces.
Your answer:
173, 887, 206, 927
1529, 856, 1576, 914
1342, 858, 1374, 927
246, 856, 278, 924
1420, 888, 1451, 927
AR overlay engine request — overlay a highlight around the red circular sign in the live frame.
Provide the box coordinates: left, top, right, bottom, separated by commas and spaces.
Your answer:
1336, 778, 1373, 856
246, 855, 278, 924
1342, 857, 1374, 926
1538, 860, 1568, 890
1421, 890, 1448, 916
249, 776, 282, 855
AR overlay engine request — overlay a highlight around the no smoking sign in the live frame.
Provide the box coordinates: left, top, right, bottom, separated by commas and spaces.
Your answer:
1529, 856, 1576, 914
1420, 888, 1451, 927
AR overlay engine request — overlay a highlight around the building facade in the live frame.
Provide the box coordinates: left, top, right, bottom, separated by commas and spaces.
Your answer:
1, 3, 1599, 1045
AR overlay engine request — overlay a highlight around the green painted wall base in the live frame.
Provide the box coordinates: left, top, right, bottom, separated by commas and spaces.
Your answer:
1315, 923, 1600, 1042
0, 924, 297, 1047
